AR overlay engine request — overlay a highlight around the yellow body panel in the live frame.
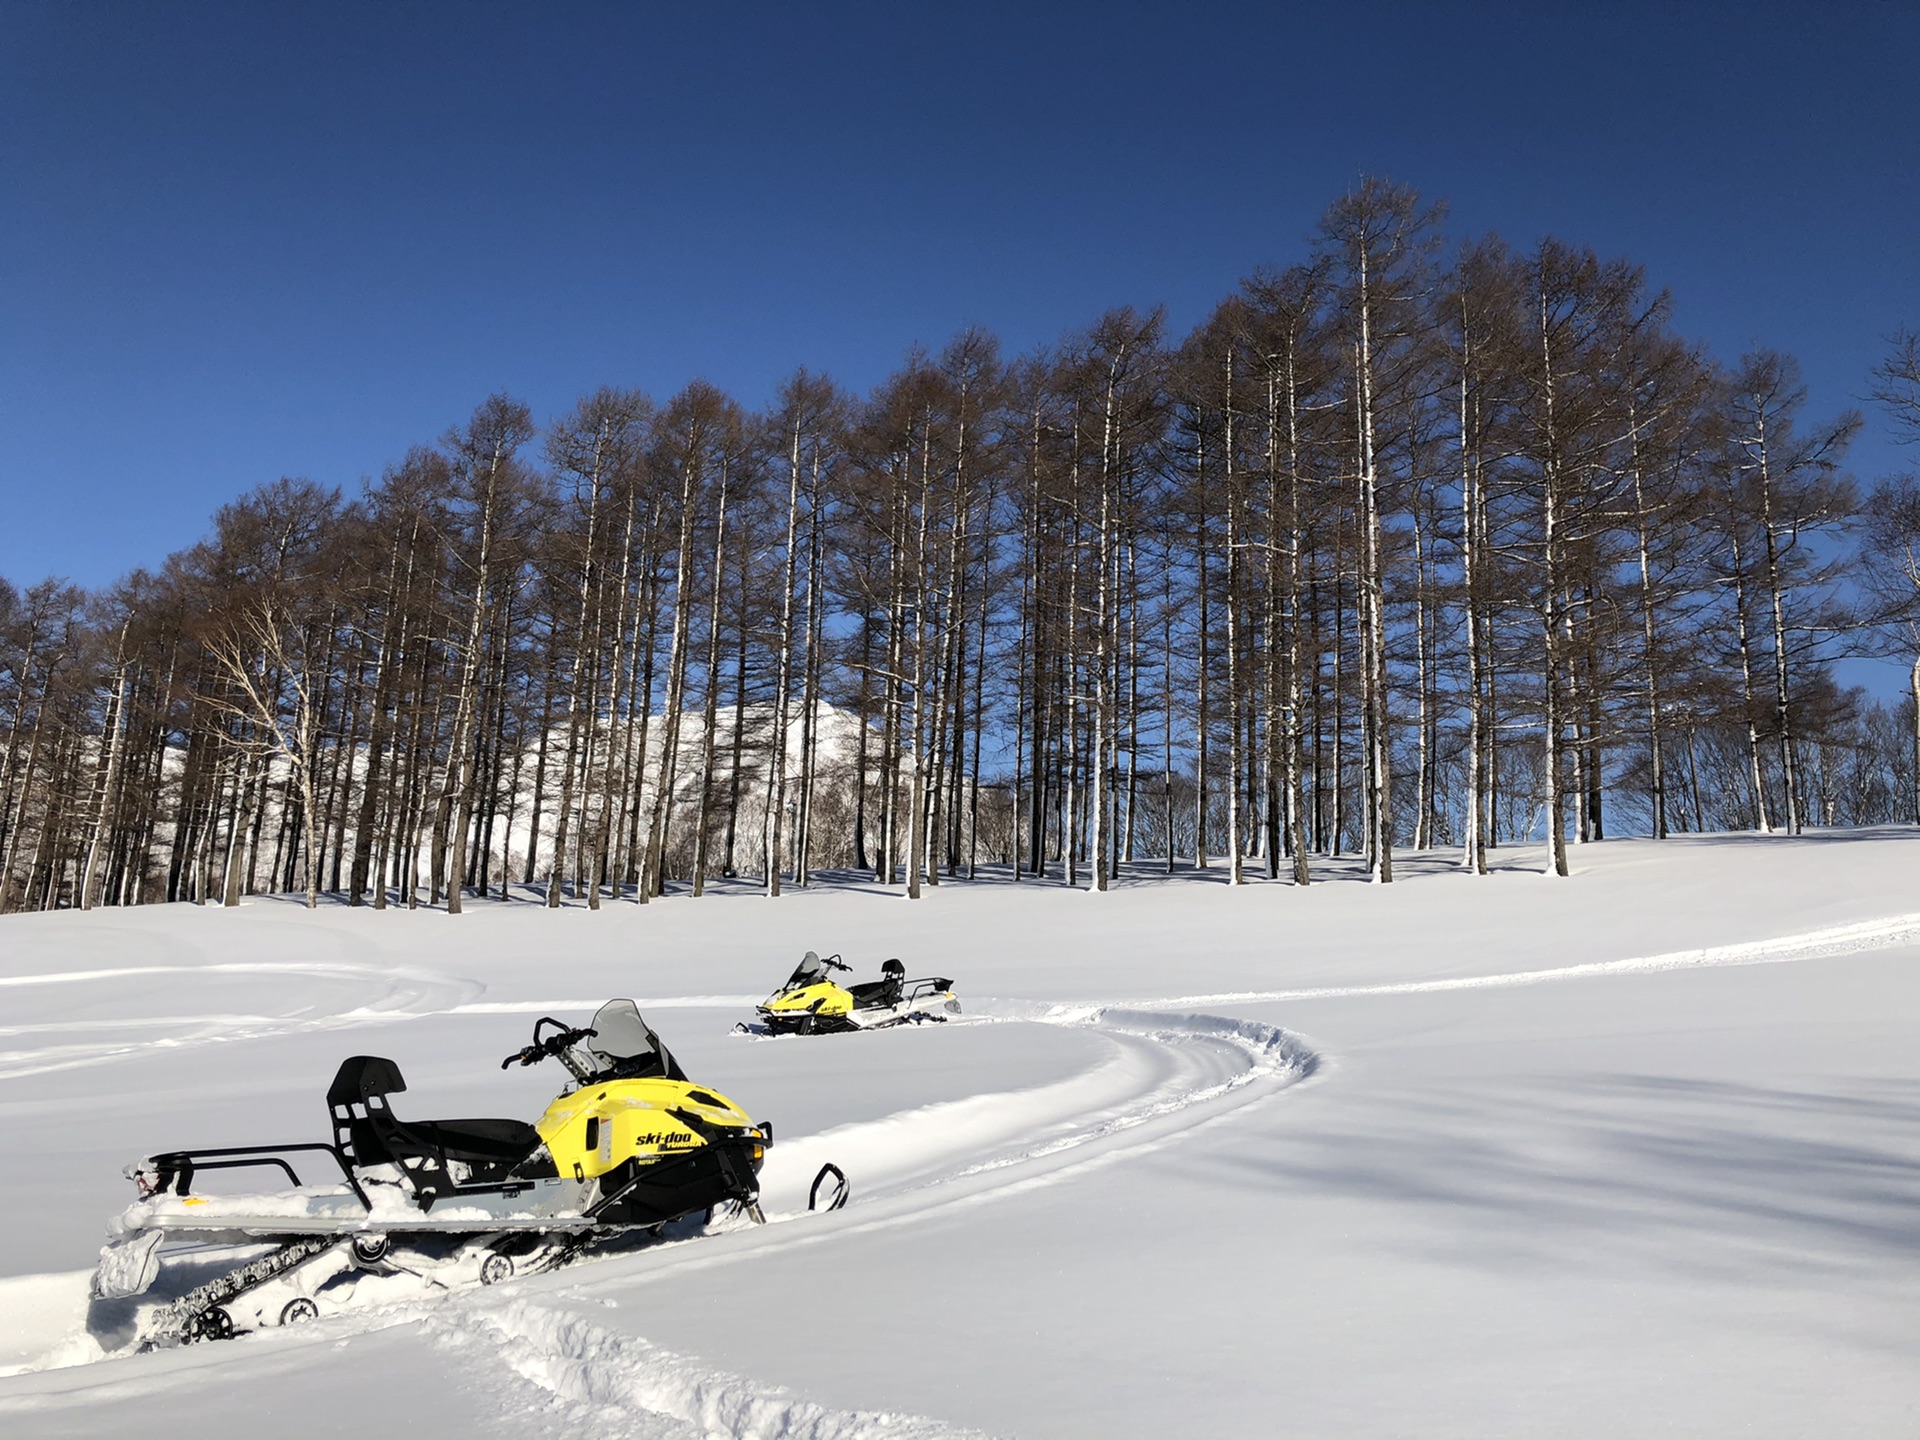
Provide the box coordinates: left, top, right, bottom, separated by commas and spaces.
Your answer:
760, 980, 853, 1018
535, 1078, 757, 1181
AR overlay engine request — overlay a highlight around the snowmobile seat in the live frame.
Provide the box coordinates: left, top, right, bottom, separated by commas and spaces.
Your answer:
326, 1055, 545, 1194
849, 958, 907, 1009
403, 1117, 542, 1164
848, 977, 902, 1008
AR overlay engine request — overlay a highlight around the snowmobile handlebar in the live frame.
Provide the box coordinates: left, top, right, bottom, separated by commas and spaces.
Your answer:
501, 1018, 598, 1070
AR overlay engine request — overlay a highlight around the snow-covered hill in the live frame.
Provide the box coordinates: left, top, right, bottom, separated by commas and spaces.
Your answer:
2, 832, 1918, 1437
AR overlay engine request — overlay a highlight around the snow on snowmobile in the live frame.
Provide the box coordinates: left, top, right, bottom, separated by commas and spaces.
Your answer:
91, 1000, 845, 1348
751, 951, 960, 1035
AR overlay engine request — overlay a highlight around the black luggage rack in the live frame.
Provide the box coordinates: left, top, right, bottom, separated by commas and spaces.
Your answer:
141, 1143, 372, 1210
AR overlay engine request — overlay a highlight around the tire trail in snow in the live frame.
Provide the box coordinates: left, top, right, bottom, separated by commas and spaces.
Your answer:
763, 1003, 1315, 1207
1140, 911, 1920, 1008
432, 1298, 992, 1440
0, 961, 484, 1081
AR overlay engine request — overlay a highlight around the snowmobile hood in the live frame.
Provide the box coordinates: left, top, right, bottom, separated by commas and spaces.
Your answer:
536, 1077, 760, 1182
760, 980, 854, 1018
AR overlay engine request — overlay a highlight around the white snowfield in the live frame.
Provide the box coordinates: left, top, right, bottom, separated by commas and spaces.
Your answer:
0, 831, 1917, 1437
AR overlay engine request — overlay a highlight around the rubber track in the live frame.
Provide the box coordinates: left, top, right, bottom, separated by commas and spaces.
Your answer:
140, 1235, 339, 1348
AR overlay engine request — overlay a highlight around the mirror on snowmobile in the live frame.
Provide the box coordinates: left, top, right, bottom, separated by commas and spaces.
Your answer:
584, 1000, 688, 1082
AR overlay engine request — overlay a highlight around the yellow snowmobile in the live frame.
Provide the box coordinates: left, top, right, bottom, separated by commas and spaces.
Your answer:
754, 951, 960, 1035
93, 1000, 842, 1347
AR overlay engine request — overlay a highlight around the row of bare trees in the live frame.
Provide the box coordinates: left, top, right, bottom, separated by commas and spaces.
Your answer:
6, 179, 1920, 916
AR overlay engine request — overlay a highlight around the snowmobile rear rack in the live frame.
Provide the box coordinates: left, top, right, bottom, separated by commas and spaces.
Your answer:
140, 1143, 371, 1209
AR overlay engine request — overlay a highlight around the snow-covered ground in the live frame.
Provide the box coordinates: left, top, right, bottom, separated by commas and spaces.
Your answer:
2, 832, 1918, 1437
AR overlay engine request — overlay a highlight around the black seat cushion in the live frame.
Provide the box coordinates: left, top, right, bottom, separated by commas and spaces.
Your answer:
326, 1055, 545, 1192
355, 1114, 544, 1189
404, 1117, 541, 1166
849, 978, 902, 1008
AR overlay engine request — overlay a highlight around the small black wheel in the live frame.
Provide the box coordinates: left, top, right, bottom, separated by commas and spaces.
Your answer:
191, 1306, 235, 1343
350, 1233, 391, 1266
478, 1251, 513, 1286
280, 1297, 320, 1326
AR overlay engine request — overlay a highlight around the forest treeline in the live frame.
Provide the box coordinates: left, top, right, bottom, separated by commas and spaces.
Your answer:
8, 179, 1920, 915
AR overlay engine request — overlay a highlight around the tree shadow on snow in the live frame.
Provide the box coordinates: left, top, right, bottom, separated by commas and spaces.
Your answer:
1653, 824, 1920, 848
1208, 1072, 1920, 1281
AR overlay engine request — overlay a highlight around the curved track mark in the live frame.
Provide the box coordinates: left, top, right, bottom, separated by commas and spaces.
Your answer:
1142, 911, 1920, 1008
0, 961, 483, 1081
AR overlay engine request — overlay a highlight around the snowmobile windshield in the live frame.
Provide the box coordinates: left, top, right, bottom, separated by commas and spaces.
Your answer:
785, 951, 832, 989
583, 1000, 685, 1081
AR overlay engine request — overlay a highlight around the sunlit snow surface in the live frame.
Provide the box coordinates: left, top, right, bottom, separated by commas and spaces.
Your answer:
2, 832, 1919, 1437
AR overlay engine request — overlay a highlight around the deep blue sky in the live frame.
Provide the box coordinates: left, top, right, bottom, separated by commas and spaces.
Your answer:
4, 2, 1917, 593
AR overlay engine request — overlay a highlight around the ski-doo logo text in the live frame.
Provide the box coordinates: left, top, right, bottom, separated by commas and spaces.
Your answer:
629, 1131, 698, 1148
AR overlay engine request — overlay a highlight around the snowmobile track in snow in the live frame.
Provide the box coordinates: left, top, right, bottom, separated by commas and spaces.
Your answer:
0, 959, 484, 1081
430, 1297, 995, 1440
1133, 911, 1920, 1009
